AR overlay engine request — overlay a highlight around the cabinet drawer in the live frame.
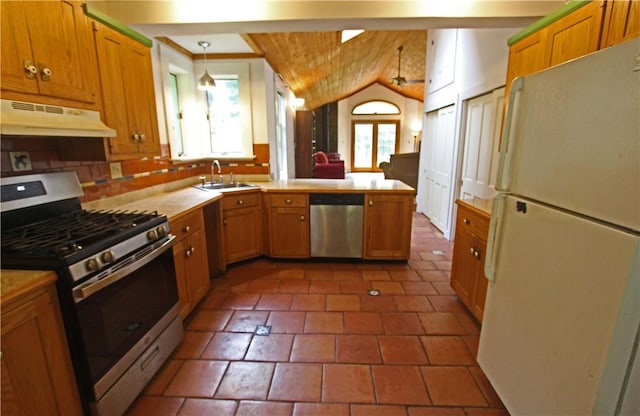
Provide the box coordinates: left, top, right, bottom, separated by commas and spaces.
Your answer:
170, 209, 203, 240
269, 193, 308, 208
221, 192, 260, 210
456, 204, 490, 240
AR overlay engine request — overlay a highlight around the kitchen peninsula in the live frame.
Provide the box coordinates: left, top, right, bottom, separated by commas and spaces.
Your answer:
83, 176, 416, 312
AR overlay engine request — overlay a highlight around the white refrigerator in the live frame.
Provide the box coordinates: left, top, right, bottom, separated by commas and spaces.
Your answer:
477, 37, 640, 416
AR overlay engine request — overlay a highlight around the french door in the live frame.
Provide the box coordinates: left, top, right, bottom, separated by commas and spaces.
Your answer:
351, 120, 399, 172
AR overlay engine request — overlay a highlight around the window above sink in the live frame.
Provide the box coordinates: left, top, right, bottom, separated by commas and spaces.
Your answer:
156, 44, 256, 161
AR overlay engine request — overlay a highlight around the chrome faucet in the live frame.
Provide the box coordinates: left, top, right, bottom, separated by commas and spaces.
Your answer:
211, 159, 222, 183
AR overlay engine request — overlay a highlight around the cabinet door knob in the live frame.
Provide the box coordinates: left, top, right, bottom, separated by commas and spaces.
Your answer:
185, 248, 192, 257
189, 246, 195, 254
139, 133, 146, 143
463, 218, 470, 225
368, 200, 374, 207
183, 225, 190, 233
38, 63, 51, 81
223, 219, 228, 225
300, 215, 305, 221
237, 199, 244, 205
23, 60, 37, 79
469, 247, 475, 254
285, 199, 292, 204
473, 250, 480, 258
132, 132, 140, 142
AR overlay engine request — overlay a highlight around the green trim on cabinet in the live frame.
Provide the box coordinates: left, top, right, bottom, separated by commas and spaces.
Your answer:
83, 4, 153, 47
507, 0, 592, 46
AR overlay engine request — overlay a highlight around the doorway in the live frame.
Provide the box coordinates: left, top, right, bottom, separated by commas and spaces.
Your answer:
350, 120, 399, 172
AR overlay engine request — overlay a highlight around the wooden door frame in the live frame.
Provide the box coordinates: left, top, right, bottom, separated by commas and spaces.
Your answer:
350, 119, 400, 172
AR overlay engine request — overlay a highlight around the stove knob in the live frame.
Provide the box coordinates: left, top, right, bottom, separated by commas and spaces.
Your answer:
147, 229, 158, 241
85, 258, 99, 272
101, 250, 116, 264
156, 226, 167, 238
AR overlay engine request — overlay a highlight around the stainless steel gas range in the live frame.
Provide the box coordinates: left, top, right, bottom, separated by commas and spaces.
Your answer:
1, 171, 183, 416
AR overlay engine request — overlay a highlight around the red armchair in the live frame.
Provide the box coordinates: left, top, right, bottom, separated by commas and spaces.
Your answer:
313, 151, 345, 179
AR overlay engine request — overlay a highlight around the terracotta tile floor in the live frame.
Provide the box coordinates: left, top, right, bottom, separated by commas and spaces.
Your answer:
127, 213, 508, 416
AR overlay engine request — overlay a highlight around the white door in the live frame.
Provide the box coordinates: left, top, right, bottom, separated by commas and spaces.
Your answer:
421, 105, 456, 233
479, 194, 640, 415
459, 88, 505, 200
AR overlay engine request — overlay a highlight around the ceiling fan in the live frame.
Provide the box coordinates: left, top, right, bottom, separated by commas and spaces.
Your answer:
391, 46, 424, 86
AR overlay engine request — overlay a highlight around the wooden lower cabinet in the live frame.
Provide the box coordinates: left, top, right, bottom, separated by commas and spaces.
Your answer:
265, 193, 310, 258
450, 199, 490, 322
1, 283, 83, 416
220, 191, 263, 264
171, 209, 210, 319
363, 193, 413, 260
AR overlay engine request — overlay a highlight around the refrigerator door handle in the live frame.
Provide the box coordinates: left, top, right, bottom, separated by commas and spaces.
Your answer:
496, 77, 524, 192
485, 193, 506, 282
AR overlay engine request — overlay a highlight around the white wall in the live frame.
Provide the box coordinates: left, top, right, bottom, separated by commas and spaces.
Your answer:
151, 41, 279, 161
337, 83, 424, 172
418, 27, 520, 238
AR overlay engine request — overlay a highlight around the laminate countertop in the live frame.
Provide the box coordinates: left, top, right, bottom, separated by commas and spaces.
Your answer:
85, 178, 415, 217
456, 197, 494, 217
1, 270, 57, 306
257, 178, 416, 193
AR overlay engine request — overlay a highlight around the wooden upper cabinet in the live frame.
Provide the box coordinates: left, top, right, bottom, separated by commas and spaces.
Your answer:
504, 1, 610, 107
543, 0, 604, 67
93, 21, 160, 159
504, 29, 546, 98
601, 0, 640, 47
1, 0, 100, 107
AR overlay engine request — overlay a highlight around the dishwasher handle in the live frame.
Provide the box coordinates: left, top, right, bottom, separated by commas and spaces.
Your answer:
309, 193, 364, 205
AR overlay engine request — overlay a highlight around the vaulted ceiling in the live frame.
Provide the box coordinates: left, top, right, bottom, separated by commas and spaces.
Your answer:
244, 30, 427, 110
87, 1, 564, 111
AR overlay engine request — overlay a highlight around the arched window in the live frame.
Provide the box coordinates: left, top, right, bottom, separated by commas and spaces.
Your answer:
351, 100, 400, 115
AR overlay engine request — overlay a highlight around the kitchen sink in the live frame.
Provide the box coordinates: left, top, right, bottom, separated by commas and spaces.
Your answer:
194, 182, 258, 191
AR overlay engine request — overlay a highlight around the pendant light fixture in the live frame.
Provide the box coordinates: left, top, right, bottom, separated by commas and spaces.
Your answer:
197, 40, 216, 91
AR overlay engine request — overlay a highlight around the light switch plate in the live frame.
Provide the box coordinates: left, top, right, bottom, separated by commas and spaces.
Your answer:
110, 162, 123, 179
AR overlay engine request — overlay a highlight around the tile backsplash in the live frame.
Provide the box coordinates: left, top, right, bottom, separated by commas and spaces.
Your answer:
1, 137, 270, 203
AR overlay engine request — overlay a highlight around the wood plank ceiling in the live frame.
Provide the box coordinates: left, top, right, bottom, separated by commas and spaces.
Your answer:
244, 30, 427, 110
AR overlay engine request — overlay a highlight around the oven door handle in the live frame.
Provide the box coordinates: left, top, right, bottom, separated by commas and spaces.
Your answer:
72, 235, 175, 302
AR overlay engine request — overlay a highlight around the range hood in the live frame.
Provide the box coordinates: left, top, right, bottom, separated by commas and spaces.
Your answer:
0, 99, 116, 138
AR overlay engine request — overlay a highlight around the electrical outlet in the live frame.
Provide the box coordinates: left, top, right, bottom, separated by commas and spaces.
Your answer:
110, 162, 123, 179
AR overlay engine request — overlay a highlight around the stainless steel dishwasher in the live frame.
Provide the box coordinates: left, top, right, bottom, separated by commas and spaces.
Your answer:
309, 193, 364, 258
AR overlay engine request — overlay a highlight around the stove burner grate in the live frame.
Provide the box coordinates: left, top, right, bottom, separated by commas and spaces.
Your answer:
1, 209, 161, 258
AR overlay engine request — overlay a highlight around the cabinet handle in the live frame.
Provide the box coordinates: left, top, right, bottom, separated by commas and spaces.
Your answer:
139, 133, 146, 143
183, 225, 190, 233
368, 200, 373, 207
469, 247, 475, 254
132, 132, 140, 142
237, 199, 244, 205
38, 63, 51, 81
190, 246, 195, 255
300, 215, 305, 221
23, 60, 37, 79
223, 219, 228, 225
285, 199, 292, 204
463, 218, 470, 225
185, 248, 192, 257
